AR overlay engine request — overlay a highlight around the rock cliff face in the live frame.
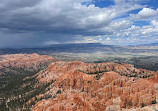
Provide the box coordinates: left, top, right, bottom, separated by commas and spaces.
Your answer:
30, 61, 158, 111
0, 54, 158, 111
155, 84, 158, 103
0, 53, 57, 75
122, 83, 158, 111
0, 54, 58, 111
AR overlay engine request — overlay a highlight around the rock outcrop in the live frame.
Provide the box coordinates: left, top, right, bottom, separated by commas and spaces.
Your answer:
0, 53, 57, 75
106, 97, 121, 111
155, 84, 158, 103
0, 53, 58, 111
0, 55, 157, 111
30, 61, 158, 111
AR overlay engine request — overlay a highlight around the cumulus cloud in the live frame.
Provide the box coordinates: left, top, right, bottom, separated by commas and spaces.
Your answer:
0, 0, 157, 47
131, 8, 158, 19
105, 37, 111, 43
107, 20, 158, 45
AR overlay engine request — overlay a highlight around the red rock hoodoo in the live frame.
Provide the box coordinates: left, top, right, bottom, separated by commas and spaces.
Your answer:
0, 53, 57, 75
30, 61, 158, 111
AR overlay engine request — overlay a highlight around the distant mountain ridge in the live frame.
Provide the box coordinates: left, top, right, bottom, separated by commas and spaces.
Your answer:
47, 43, 105, 47
0, 43, 126, 55
136, 43, 158, 46
0, 43, 158, 57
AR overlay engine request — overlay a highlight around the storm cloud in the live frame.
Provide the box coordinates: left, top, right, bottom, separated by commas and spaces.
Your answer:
0, 0, 158, 47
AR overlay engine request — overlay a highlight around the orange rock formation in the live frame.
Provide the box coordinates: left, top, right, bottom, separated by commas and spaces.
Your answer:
0, 53, 57, 75
30, 61, 158, 111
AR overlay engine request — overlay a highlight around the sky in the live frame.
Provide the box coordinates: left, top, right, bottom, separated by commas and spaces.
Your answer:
0, 0, 158, 47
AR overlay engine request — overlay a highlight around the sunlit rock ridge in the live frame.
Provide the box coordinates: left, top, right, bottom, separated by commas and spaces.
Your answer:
31, 61, 158, 111
0, 53, 158, 111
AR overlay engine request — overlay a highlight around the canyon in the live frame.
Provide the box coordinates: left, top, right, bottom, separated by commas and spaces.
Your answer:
0, 53, 158, 111
0, 53, 57, 111
31, 61, 158, 111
